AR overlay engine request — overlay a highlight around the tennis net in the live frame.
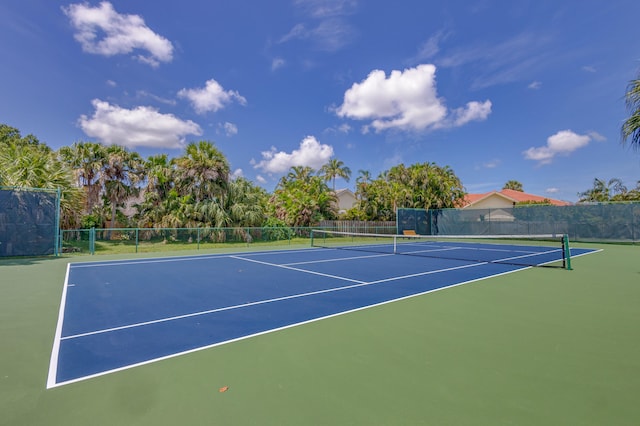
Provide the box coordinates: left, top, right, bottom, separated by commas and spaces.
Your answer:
310, 229, 573, 269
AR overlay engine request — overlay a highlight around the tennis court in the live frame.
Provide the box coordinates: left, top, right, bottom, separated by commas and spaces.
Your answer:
48, 234, 595, 388
3, 238, 640, 425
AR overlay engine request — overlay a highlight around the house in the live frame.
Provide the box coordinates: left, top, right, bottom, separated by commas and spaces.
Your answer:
459, 189, 571, 222
334, 188, 357, 214
462, 189, 571, 209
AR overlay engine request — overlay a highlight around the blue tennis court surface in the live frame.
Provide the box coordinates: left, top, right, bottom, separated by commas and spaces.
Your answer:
47, 242, 596, 388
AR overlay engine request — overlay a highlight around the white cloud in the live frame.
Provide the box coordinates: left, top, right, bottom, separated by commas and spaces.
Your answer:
588, 131, 606, 142
545, 187, 560, 194
409, 30, 451, 64
324, 123, 351, 134
279, 0, 357, 52
219, 122, 238, 137
528, 81, 542, 90
337, 123, 351, 133
280, 24, 307, 43
78, 99, 202, 149
437, 32, 553, 89
480, 159, 501, 169
62, 2, 173, 67
449, 100, 492, 127
272, 57, 286, 71
280, 19, 355, 52
136, 90, 176, 106
335, 64, 491, 132
178, 79, 246, 114
523, 130, 592, 165
294, 0, 358, 18
582, 65, 597, 73
256, 175, 267, 184
231, 169, 244, 179
253, 135, 334, 173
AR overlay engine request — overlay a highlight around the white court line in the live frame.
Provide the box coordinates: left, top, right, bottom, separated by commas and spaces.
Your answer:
47, 263, 71, 389
61, 248, 563, 342
283, 252, 394, 266
68, 247, 333, 268
229, 255, 367, 283
49, 246, 594, 388
47, 262, 533, 389
58, 258, 491, 342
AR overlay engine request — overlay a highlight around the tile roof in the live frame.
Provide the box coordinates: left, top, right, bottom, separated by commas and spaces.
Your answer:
462, 189, 571, 207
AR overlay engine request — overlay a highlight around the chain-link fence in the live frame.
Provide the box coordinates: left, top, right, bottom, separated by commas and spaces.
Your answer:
399, 203, 640, 243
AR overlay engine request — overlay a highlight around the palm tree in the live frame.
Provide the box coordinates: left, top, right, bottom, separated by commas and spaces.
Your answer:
173, 141, 230, 203
1, 130, 84, 228
102, 145, 143, 232
320, 158, 351, 191
58, 141, 107, 214
503, 180, 524, 192
285, 166, 315, 183
622, 73, 640, 150
225, 177, 267, 226
135, 154, 176, 228
578, 178, 627, 202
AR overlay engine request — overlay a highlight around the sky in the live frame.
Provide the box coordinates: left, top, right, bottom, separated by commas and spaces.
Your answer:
1, 0, 640, 202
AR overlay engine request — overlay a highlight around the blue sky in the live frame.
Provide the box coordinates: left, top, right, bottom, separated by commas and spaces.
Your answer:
1, 0, 639, 201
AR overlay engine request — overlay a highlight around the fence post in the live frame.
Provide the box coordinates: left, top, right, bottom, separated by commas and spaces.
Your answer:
90, 227, 95, 255
135, 228, 139, 253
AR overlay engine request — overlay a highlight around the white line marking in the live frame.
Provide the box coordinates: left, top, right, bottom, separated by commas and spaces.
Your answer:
283, 252, 394, 266
59, 258, 490, 341
68, 247, 332, 268
229, 255, 366, 283
47, 263, 532, 389
49, 247, 599, 387
46, 263, 71, 389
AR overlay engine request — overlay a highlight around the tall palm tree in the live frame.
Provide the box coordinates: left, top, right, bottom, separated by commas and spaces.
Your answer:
135, 154, 176, 228
58, 141, 107, 214
102, 145, 143, 232
320, 158, 351, 191
225, 177, 266, 227
622, 73, 640, 150
173, 141, 230, 203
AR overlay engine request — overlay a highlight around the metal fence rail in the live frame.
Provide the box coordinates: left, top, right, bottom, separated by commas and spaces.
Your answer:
60, 224, 399, 255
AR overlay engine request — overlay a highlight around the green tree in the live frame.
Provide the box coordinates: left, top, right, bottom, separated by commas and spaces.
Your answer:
356, 162, 465, 221
269, 167, 336, 226
503, 180, 524, 192
319, 158, 351, 191
284, 166, 315, 184
0, 124, 84, 228
102, 145, 143, 231
577, 178, 627, 202
621, 72, 640, 150
58, 141, 107, 214
135, 154, 176, 228
173, 141, 230, 203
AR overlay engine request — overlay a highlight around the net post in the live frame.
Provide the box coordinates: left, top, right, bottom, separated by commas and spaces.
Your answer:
393, 234, 398, 254
562, 234, 572, 270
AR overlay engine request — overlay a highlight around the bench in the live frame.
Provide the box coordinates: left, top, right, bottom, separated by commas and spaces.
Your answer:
402, 230, 417, 236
